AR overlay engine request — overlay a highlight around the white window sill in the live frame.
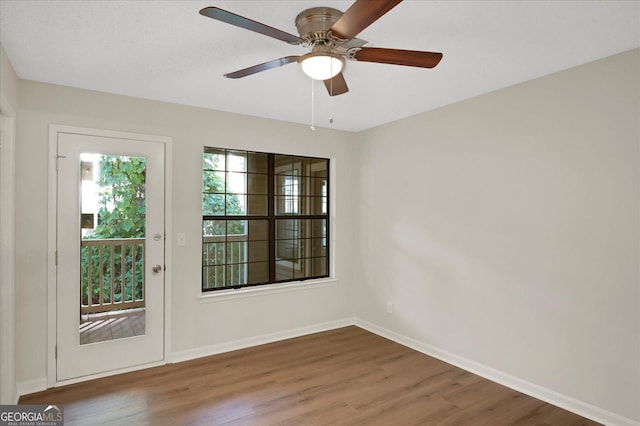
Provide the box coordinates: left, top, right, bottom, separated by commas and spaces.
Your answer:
198, 278, 338, 303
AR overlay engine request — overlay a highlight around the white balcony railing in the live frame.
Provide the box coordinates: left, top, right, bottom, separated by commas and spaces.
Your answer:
202, 234, 247, 289
81, 238, 145, 314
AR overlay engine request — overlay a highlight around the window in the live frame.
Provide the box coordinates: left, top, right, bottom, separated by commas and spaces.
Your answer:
202, 148, 329, 291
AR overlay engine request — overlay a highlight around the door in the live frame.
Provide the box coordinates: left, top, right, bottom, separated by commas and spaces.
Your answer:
56, 132, 165, 382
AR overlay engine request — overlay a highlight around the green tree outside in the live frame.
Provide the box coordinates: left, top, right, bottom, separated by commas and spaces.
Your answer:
81, 155, 147, 307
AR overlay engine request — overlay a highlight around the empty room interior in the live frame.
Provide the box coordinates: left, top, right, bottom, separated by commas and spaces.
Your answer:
0, 1, 638, 425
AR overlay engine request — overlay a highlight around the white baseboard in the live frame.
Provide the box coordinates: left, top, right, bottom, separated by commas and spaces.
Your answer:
354, 318, 639, 426
9, 384, 18, 405
16, 378, 47, 400
171, 317, 355, 364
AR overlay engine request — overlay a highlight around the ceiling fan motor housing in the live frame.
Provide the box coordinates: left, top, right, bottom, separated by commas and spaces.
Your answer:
295, 7, 344, 46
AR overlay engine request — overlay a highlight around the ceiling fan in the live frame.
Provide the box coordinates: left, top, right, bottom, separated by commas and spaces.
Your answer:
199, 0, 443, 96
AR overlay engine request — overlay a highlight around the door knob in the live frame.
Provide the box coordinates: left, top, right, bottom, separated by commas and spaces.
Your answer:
152, 264, 163, 273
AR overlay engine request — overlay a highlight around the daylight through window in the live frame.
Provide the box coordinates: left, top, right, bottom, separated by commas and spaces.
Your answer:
202, 148, 329, 291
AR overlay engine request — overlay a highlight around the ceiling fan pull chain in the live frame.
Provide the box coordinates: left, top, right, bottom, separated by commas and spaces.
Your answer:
329, 94, 334, 125
310, 78, 316, 131
329, 62, 334, 124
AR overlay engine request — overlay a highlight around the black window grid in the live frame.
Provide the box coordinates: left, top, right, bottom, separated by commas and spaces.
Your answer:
202, 148, 329, 291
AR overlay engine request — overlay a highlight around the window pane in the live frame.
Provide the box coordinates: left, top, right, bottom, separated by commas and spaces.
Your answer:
274, 196, 290, 215
311, 177, 326, 197
202, 240, 224, 266
274, 219, 328, 279
248, 241, 268, 262
297, 158, 312, 176
227, 151, 246, 172
226, 220, 246, 235
297, 197, 327, 215
202, 194, 225, 216
203, 265, 226, 289
275, 170, 302, 214
248, 220, 268, 241
226, 264, 245, 286
226, 194, 246, 215
275, 260, 293, 280
310, 238, 325, 256
274, 172, 300, 197
276, 240, 297, 261
202, 219, 261, 289
247, 194, 268, 216
310, 158, 328, 177
276, 219, 298, 261
203, 219, 226, 236
311, 219, 327, 240
247, 262, 268, 284
203, 148, 225, 171
274, 155, 293, 173
248, 152, 268, 174
226, 171, 246, 193
298, 196, 309, 215
226, 240, 246, 265
295, 177, 308, 197
203, 171, 225, 193
309, 196, 326, 215
294, 262, 309, 279
247, 173, 268, 194
314, 256, 327, 276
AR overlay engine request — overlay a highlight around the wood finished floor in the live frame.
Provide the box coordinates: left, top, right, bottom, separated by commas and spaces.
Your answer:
20, 326, 600, 426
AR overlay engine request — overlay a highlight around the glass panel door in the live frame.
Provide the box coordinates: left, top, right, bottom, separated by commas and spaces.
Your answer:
79, 154, 147, 344
56, 131, 165, 382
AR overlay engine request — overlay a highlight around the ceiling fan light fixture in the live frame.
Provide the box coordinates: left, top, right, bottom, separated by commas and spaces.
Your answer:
300, 52, 344, 80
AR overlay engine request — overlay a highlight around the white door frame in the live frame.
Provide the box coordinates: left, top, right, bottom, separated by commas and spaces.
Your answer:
0, 108, 17, 404
47, 124, 173, 387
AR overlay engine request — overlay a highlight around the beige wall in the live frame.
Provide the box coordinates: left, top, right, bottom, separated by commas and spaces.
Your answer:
15, 80, 357, 387
355, 48, 639, 422
9, 46, 639, 423
1, 43, 18, 113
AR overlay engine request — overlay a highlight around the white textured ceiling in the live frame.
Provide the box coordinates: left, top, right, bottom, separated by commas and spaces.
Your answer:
1, 0, 639, 131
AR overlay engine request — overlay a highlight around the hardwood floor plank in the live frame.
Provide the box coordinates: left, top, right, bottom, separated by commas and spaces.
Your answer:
20, 326, 601, 425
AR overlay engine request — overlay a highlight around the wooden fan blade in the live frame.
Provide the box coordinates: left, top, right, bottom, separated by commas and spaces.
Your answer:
353, 47, 443, 68
324, 72, 349, 96
224, 56, 300, 79
330, 0, 402, 40
200, 7, 301, 45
